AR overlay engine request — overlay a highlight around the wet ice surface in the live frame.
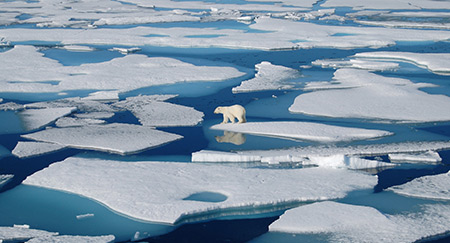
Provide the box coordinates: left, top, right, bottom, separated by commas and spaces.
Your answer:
1, 0, 450, 242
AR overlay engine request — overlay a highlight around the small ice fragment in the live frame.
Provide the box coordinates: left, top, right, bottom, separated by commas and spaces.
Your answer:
388, 150, 442, 164
110, 47, 141, 54
76, 213, 94, 220
12, 141, 66, 158
18, 107, 76, 131
0, 174, 14, 189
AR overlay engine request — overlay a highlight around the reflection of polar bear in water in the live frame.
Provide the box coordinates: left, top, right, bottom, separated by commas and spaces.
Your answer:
214, 104, 246, 124
215, 131, 246, 145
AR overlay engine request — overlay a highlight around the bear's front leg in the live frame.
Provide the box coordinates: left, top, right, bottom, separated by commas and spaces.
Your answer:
222, 114, 229, 124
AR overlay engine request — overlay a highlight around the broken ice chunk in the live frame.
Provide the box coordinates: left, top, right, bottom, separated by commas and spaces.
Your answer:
388, 150, 442, 164
55, 117, 106, 127
82, 91, 119, 102
305, 154, 395, 169
388, 171, 450, 200
0, 226, 58, 242
18, 107, 76, 131
192, 150, 262, 163
22, 123, 182, 155
12, 141, 66, 158
26, 234, 115, 243
0, 174, 14, 189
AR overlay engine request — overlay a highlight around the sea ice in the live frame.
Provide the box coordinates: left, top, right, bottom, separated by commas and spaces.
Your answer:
25, 235, 115, 243
12, 141, 66, 158
0, 174, 14, 189
232, 61, 301, 93
192, 150, 263, 163
211, 121, 392, 142
0, 102, 24, 111
114, 95, 204, 127
267, 201, 450, 243
305, 154, 395, 169
23, 157, 377, 224
388, 150, 442, 164
322, 0, 450, 10
289, 69, 450, 123
0, 226, 57, 242
82, 91, 119, 102
389, 171, 450, 200
26, 97, 116, 114
22, 123, 182, 155
74, 112, 115, 119
312, 58, 399, 71
18, 107, 76, 131
355, 52, 450, 75
55, 117, 106, 127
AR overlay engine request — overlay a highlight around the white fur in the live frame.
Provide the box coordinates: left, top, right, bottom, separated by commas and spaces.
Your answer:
214, 105, 246, 124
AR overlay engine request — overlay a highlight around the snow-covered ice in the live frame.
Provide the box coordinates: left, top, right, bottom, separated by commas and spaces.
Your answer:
22, 123, 182, 155
305, 154, 395, 169
23, 157, 377, 224
18, 107, 76, 131
232, 61, 301, 93
267, 201, 450, 243
312, 58, 399, 72
355, 52, 450, 75
322, 0, 450, 10
12, 141, 66, 158
0, 226, 58, 242
389, 171, 450, 200
290, 69, 450, 123
26, 98, 115, 114
0, 46, 245, 94
82, 91, 119, 102
389, 150, 442, 164
74, 112, 115, 119
55, 117, 106, 127
211, 121, 392, 142
25, 235, 115, 243
192, 150, 265, 163
114, 95, 204, 127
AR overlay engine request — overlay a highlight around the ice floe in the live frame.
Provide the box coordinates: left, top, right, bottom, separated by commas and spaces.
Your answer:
0, 226, 57, 242
211, 121, 392, 143
0, 102, 24, 111
0, 174, 14, 189
389, 171, 450, 200
55, 117, 106, 127
24, 157, 377, 224
12, 141, 66, 158
26, 97, 116, 114
312, 58, 399, 71
0, 46, 245, 94
232, 61, 301, 93
82, 91, 119, 102
388, 150, 442, 164
74, 112, 115, 119
290, 69, 450, 123
355, 52, 450, 75
114, 95, 204, 127
267, 201, 450, 243
26, 235, 115, 243
18, 107, 76, 131
22, 123, 182, 155
322, 0, 450, 10
192, 150, 394, 169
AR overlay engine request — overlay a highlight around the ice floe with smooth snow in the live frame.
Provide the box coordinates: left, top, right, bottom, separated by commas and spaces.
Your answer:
82, 91, 119, 102
232, 61, 301, 93
24, 157, 377, 224
211, 121, 392, 142
312, 58, 399, 71
12, 141, 66, 158
0, 46, 245, 94
0, 225, 57, 242
26, 234, 115, 243
192, 150, 394, 169
26, 97, 116, 113
290, 69, 450, 123
389, 150, 442, 164
389, 171, 450, 200
18, 107, 76, 131
355, 52, 450, 75
55, 117, 106, 127
267, 201, 450, 243
322, 0, 450, 10
0, 174, 14, 189
114, 95, 204, 127
22, 123, 182, 155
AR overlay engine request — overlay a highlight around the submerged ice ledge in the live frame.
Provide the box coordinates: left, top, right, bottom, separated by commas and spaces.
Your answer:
23, 157, 377, 224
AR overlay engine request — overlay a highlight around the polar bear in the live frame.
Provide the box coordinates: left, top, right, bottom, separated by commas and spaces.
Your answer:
214, 104, 246, 124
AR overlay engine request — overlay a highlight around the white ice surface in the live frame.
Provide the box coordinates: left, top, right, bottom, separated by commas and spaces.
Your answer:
290, 69, 450, 123
24, 157, 377, 224
25, 235, 115, 243
389, 150, 442, 163
0, 226, 58, 242
211, 121, 392, 142
389, 171, 450, 200
0, 102, 24, 111
18, 107, 76, 131
322, 0, 450, 10
12, 141, 66, 158
192, 150, 394, 169
312, 58, 399, 72
114, 95, 204, 127
74, 112, 115, 119
82, 91, 119, 102
0, 174, 14, 189
22, 123, 182, 155
55, 117, 106, 127
268, 201, 450, 243
26, 98, 116, 113
0, 46, 245, 94
355, 52, 450, 75
232, 61, 301, 93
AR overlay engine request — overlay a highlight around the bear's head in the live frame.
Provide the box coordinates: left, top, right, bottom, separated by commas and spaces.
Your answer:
214, 106, 223, 114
